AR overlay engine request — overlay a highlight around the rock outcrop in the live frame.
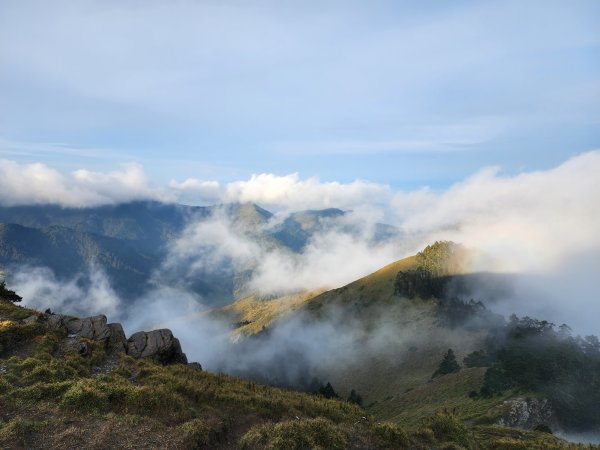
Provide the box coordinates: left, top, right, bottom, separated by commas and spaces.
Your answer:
44, 313, 188, 365
127, 329, 188, 365
496, 397, 557, 431
45, 314, 127, 352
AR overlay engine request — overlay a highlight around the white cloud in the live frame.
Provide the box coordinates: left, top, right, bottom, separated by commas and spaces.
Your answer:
159, 150, 600, 335
168, 178, 221, 204
12, 266, 120, 317
392, 150, 600, 272
224, 173, 391, 211
0, 159, 393, 211
0, 160, 173, 207
2, 151, 600, 276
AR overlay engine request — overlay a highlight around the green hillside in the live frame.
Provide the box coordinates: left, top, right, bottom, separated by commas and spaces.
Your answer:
205, 247, 500, 426
213, 242, 600, 439
1, 289, 592, 449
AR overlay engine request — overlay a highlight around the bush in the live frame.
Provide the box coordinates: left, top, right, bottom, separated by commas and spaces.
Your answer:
178, 418, 211, 448
371, 422, 410, 449
423, 411, 473, 448
0, 417, 47, 440
464, 350, 493, 368
61, 379, 114, 412
240, 418, 347, 450
15, 381, 73, 401
532, 424, 552, 434
318, 381, 339, 399
0, 322, 45, 354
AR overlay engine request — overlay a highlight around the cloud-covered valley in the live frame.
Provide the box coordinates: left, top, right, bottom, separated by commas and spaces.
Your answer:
2, 150, 600, 339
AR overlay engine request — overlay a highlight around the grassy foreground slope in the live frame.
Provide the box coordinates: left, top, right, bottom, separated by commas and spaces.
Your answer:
1, 294, 593, 449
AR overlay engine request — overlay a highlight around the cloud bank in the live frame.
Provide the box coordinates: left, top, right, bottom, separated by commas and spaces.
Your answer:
0, 160, 174, 207
3, 151, 600, 334
2, 151, 599, 273
11, 266, 120, 317
392, 150, 600, 271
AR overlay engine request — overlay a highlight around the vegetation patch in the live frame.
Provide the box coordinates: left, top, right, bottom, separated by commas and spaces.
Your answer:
240, 417, 348, 450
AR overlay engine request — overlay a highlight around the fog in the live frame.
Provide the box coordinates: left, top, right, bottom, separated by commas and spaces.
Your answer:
11, 265, 120, 317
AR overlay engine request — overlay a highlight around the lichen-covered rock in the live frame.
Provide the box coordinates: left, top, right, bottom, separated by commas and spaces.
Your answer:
107, 323, 127, 352
45, 314, 126, 352
497, 397, 557, 431
44, 313, 188, 365
47, 314, 110, 339
22, 315, 39, 324
71, 316, 111, 340
45, 313, 68, 331
127, 329, 188, 365
188, 362, 202, 371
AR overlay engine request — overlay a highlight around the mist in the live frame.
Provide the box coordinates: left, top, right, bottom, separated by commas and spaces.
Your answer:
158, 205, 406, 298
4, 151, 600, 404
10, 265, 120, 317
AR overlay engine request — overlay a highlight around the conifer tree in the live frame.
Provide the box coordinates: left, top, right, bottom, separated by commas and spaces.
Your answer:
0, 281, 22, 303
347, 389, 363, 406
318, 382, 339, 399
432, 348, 460, 378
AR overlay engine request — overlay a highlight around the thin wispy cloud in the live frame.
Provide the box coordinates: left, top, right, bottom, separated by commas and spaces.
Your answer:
0, 138, 134, 161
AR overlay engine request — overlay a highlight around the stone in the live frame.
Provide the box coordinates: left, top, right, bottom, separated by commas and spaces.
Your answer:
65, 315, 111, 340
127, 329, 188, 365
45, 313, 68, 331
22, 315, 39, 324
188, 362, 203, 371
78, 342, 89, 357
45, 313, 189, 365
497, 397, 557, 430
107, 323, 127, 353
44, 313, 126, 353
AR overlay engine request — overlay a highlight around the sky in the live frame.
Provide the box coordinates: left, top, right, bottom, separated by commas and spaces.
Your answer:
0, 0, 599, 191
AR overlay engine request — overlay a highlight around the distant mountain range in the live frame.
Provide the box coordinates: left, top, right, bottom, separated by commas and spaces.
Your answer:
0, 201, 399, 304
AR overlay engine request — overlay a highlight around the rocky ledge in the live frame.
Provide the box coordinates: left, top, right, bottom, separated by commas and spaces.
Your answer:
496, 397, 558, 432
44, 313, 193, 366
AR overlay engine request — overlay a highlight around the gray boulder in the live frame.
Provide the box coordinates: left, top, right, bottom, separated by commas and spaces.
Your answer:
107, 323, 127, 352
45, 314, 127, 352
69, 315, 111, 340
188, 362, 203, 371
497, 397, 557, 430
127, 329, 188, 364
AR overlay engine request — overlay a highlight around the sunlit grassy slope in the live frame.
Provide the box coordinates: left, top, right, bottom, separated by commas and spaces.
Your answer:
210, 255, 419, 336
214, 249, 521, 427
206, 289, 327, 339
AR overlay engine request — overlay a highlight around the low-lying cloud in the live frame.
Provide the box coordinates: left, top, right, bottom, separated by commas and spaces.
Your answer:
0, 160, 174, 207
2, 151, 599, 273
3, 150, 600, 342
11, 265, 120, 317
392, 150, 600, 272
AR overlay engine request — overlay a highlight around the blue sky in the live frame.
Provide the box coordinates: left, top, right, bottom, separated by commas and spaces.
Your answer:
0, 0, 599, 190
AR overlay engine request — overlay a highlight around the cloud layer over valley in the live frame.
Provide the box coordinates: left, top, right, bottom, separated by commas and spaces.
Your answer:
2, 150, 599, 271
3, 151, 600, 353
